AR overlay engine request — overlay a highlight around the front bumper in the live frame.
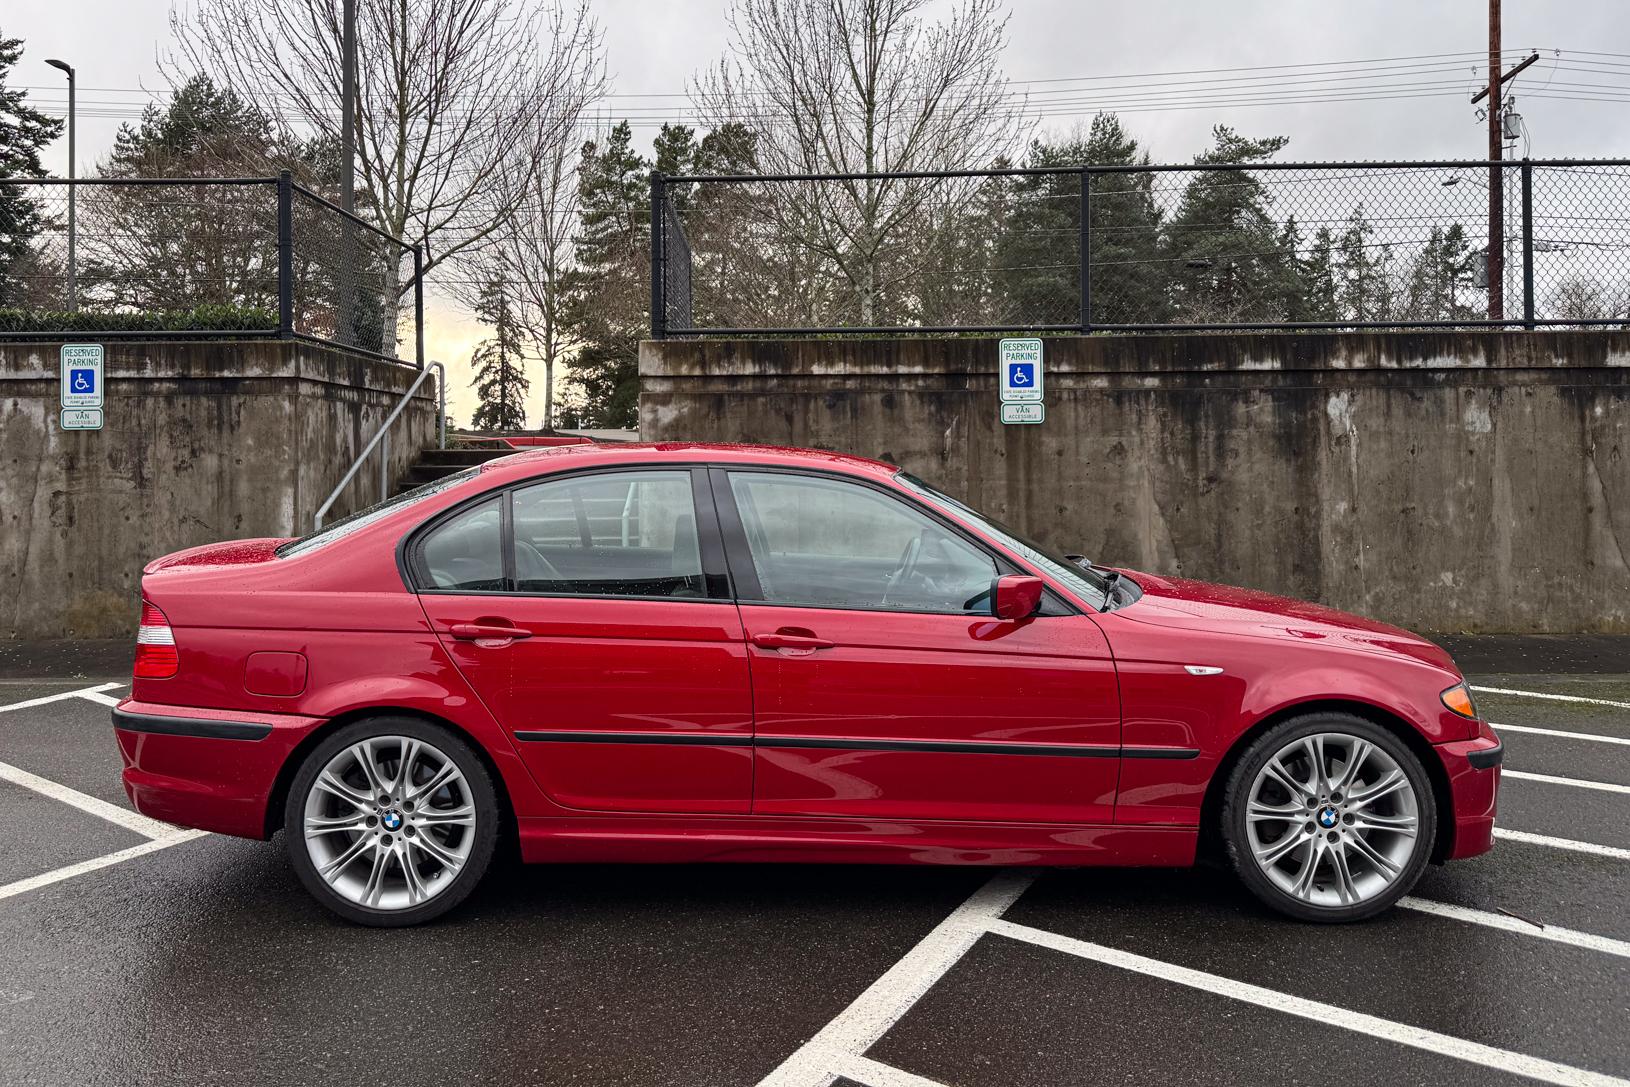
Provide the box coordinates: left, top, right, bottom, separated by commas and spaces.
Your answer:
1434, 721, 1502, 860
113, 699, 326, 839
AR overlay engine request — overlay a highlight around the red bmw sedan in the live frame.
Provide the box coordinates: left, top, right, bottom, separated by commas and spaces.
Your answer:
113, 443, 1501, 926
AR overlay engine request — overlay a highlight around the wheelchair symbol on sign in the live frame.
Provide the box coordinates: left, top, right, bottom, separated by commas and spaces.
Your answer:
74, 372, 93, 392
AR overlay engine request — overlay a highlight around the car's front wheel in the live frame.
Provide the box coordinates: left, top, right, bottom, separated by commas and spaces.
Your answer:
285, 717, 498, 926
1222, 714, 1437, 922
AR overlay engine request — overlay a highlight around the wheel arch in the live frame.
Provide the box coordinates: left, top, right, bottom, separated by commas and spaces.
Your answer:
1197, 698, 1455, 865
263, 705, 518, 844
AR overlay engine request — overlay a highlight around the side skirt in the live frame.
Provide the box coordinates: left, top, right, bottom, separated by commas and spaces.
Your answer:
515, 815, 1198, 867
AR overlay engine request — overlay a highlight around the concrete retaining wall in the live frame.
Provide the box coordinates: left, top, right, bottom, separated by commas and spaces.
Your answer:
641, 331, 1630, 633
1, 340, 436, 639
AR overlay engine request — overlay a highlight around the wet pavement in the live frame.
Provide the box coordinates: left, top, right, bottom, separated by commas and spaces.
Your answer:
0, 651, 1627, 1086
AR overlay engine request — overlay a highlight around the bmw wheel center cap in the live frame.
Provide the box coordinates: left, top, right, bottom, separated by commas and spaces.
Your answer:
383, 809, 404, 831
1317, 806, 1340, 829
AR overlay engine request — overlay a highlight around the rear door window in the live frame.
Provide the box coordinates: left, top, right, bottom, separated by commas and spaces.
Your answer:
510, 470, 710, 598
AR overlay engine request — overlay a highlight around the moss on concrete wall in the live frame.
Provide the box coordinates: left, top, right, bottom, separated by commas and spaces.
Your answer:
0, 340, 436, 640
640, 331, 1630, 633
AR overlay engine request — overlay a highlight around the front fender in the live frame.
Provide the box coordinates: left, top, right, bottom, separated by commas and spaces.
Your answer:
1101, 615, 1468, 826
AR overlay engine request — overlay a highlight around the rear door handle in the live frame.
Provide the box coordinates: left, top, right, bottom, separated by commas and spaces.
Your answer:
449, 622, 533, 641
752, 632, 835, 651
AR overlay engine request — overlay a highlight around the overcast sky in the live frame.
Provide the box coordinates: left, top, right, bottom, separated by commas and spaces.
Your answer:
8, 0, 1630, 424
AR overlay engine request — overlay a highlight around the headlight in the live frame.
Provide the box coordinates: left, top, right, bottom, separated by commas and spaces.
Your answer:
1440, 682, 1479, 719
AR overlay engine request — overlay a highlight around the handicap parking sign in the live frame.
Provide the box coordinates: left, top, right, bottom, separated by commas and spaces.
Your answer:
998, 338, 1043, 403
60, 344, 105, 411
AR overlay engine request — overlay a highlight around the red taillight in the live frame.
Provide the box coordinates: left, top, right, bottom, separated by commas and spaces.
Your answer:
134, 599, 179, 679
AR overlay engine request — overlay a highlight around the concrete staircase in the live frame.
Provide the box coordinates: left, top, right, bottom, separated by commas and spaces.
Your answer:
393, 445, 517, 496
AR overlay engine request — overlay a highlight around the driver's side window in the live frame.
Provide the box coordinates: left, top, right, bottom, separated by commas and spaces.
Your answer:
727, 472, 997, 613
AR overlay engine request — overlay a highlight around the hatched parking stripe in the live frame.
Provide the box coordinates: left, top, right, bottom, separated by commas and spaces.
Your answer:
1473, 686, 1630, 711
755, 870, 1036, 1087
987, 918, 1630, 1087
1495, 828, 1630, 861
1504, 770, 1630, 796
825, 1053, 950, 1087
1495, 722, 1630, 746
1399, 897, 1630, 960
0, 759, 174, 840
0, 682, 124, 713
0, 831, 207, 903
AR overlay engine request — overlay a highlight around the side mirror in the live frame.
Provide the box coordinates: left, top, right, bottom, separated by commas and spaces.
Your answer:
993, 575, 1044, 620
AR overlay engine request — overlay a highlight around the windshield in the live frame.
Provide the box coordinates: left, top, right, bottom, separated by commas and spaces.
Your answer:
277, 467, 481, 558
895, 472, 1113, 610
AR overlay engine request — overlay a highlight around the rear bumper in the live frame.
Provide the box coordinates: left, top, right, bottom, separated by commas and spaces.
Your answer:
1434, 725, 1503, 861
113, 700, 325, 839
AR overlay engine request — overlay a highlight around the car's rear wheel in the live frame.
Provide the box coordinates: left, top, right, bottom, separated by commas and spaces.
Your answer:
285, 717, 498, 927
1221, 714, 1437, 922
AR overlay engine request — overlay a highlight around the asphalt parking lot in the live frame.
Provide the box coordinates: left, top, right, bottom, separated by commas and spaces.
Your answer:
2, 644, 1628, 1087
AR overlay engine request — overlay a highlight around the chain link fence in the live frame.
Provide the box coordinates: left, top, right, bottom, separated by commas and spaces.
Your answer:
651, 160, 1630, 335
0, 175, 421, 365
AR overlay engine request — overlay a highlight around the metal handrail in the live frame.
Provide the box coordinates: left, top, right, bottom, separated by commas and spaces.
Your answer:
313, 360, 445, 530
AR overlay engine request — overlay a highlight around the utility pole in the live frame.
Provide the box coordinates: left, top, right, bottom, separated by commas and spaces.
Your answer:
1486, 0, 1503, 321
340, 0, 356, 212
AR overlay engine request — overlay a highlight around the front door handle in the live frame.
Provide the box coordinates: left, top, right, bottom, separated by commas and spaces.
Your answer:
449, 622, 533, 642
752, 631, 835, 651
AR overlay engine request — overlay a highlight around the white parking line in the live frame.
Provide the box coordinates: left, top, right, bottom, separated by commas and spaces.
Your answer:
1473, 686, 1630, 711
1505, 769, 1630, 796
825, 1053, 949, 1087
0, 682, 124, 714
0, 831, 207, 904
754, 870, 1037, 1087
0, 759, 174, 840
74, 690, 123, 708
1495, 828, 1630, 861
1399, 897, 1630, 960
987, 918, 1630, 1087
1495, 722, 1630, 746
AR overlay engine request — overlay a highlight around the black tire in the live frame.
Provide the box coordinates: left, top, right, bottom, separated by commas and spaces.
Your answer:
1221, 713, 1437, 923
284, 716, 499, 927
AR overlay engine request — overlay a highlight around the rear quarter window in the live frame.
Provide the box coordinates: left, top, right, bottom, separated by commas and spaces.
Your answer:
277, 468, 480, 559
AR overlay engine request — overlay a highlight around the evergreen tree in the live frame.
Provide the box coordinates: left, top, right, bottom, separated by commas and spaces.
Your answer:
993, 115, 1166, 327
1401, 224, 1475, 321
0, 34, 64, 306
561, 121, 652, 429
469, 277, 530, 431
1162, 126, 1295, 324
1334, 205, 1400, 322
87, 75, 344, 320
1301, 227, 1340, 322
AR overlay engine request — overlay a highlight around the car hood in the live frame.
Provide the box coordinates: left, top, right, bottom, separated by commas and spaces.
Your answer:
1115, 569, 1457, 671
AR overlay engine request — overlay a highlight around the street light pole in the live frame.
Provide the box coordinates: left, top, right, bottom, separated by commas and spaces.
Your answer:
45, 57, 76, 312
341, 0, 356, 212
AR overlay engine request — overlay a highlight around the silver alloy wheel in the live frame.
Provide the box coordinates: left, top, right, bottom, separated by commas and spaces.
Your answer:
1244, 732, 1420, 908
302, 735, 476, 911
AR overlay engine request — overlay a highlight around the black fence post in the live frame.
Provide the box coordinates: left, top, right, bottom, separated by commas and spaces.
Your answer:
1079, 168, 1092, 333
276, 170, 294, 340
1520, 160, 1536, 329
413, 244, 425, 369
649, 171, 666, 340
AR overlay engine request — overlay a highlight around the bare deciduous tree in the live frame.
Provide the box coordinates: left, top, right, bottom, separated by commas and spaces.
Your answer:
169, 0, 602, 281
691, 0, 1023, 324
1546, 273, 1628, 326
449, 35, 604, 430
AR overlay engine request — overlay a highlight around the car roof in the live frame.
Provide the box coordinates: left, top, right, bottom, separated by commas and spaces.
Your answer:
477, 442, 901, 483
